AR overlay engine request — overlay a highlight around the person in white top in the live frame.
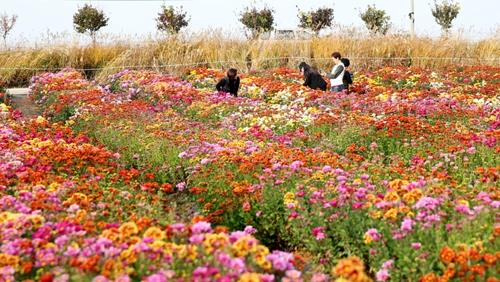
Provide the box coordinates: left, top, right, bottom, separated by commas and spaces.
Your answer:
326, 52, 345, 92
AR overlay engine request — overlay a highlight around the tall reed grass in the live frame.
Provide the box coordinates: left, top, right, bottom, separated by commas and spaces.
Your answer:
1, 32, 499, 86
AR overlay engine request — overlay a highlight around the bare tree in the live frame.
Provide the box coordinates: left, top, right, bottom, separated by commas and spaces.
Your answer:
0, 13, 18, 48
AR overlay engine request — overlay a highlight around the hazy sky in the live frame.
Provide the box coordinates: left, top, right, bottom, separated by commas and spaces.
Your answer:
2, 0, 499, 41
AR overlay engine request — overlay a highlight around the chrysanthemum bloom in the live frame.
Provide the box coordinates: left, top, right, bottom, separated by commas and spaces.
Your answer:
375, 269, 390, 282
440, 246, 456, 264
364, 228, 381, 244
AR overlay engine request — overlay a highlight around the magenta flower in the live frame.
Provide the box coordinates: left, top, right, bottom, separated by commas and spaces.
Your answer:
312, 227, 326, 241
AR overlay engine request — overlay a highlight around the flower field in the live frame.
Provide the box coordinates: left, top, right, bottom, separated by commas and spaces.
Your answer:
0, 65, 499, 281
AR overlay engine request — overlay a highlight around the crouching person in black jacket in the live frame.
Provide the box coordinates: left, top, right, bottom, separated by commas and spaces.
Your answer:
298, 62, 327, 91
216, 68, 240, 97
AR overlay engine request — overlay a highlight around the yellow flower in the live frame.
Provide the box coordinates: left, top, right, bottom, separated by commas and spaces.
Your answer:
383, 208, 398, 221
35, 116, 47, 124
366, 194, 376, 202
402, 189, 423, 204
364, 234, 373, 245
118, 222, 139, 238
120, 247, 137, 264
369, 210, 382, 219
101, 229, 121, 242
48, 182, 59, 192
253, 245, 271, 269
384, 191, 400, 202
150, 240, 166, 251
238, 273, 261, 282
203, 233, 229, 254
0, 212, 22, 224
29, 214, 45, 228
0, 103, 9, 112
389, 179, 409, 191
143, 227, 165, 241
232, 236, 256, 257
0, 253, 20, 268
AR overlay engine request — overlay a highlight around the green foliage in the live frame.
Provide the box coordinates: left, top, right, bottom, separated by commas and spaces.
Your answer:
360, 5, 391, 35
156, 5, 190, 35
73, 4, 109, 44
431, 0, 461, 33
239, 7, 275, 40
297, 7, 334, 36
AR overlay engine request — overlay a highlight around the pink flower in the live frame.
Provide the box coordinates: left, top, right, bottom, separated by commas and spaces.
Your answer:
382, 260, 394, 270
311, 273, 328, 282
283, 270, 303, 282
290, 160, 303, 171
411, 242, 422, 250
400, 218, 415, 232
466, 146, 476, 154
322, 165, 332, 173
365, 228, 382, 242
244, 226, 256, 234
376, 269, 390, 282
312, 227, 326, 241
176, 182, 186, 191
191, 221, 212, 234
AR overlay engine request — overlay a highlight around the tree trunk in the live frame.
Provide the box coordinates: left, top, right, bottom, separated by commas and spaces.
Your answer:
91, 32, 96, 46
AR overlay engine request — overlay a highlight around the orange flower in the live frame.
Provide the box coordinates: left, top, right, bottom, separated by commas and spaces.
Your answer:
419, 273, 438, 282
455, 251, 468, 265
483, 253, 496, 265
440, 246, 456, 264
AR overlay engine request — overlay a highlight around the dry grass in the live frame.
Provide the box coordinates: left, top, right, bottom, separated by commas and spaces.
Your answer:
1, 31, 499, 86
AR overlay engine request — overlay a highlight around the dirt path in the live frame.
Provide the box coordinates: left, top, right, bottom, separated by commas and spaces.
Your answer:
7, 88, 41, 119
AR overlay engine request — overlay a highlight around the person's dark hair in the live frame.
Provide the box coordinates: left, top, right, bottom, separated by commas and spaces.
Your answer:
331, 52, 341, 59
227, 68, 238, 78
341, 58, 350, 67
298, 62, 311, 72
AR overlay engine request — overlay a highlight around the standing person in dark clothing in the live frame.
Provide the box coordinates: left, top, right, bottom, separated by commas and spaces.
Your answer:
216, 68, 240, 97
341, 58, 353, 94
298, 62, 327, 91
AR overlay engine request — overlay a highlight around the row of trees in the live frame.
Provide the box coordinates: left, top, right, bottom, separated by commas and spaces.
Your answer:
1, 1, 461, 46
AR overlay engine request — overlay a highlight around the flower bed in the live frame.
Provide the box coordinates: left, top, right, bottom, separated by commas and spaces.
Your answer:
6, 65, 499, 281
